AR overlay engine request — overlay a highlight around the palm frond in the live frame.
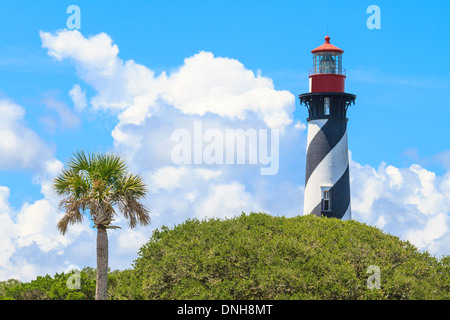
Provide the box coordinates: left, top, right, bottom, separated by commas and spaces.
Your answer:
57, 196, 86, 235
95, 153, 127, 182
67, 150, 91, 172
54, 150, 150, 233
118, 197, 150, 229
54, 169, 91, 198
113, 172, 150, 228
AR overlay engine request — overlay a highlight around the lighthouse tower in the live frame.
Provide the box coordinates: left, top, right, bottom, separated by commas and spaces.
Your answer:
299, 35, 356, 220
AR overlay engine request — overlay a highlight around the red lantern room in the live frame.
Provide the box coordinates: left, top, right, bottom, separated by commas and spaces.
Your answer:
309, 35, 345, 93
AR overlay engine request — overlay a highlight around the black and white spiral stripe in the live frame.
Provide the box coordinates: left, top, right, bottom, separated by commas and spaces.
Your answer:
303, 118, 351, 220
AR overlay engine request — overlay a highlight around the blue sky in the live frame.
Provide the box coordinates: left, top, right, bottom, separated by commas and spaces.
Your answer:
0, 0, 449, 281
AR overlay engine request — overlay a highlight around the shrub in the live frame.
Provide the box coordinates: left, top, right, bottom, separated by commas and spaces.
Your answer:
0, 267, 96, 300
113, 212, 449, 300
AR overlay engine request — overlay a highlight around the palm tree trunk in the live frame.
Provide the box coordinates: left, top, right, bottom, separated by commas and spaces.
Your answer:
96, 226, 108, 300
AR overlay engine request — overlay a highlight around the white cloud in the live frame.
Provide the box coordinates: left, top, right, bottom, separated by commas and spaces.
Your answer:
0, 134, 93, 281
0, 187, 17, 266
406, 164, 445, 215
385, 165, 403, 188
0, 93, 96, 281
404, 213, 449, 252
69, 84, 87, 112
349, 161, 386, 218
0, 157, 95, 280
350, 157, 450, 257
165, 51, 294, 129
195, 168, 223, 181
0, 186, 11, 213
40, 29, 162, 115
375, 215, 387, 229
0, 188, 94, 280
115, 228, 148, 255
149, 166, 190, 192
0, 99, 54, 170
294, 120, 306, 131
149, 166, 224, 193
40, 30, 295, 131
15, 199, 68, 252
40, 30, 120, 76
195, 182, 261, 219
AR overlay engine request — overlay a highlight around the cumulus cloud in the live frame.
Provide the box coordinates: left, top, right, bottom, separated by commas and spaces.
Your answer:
404, 213, 449, 252
0, 187, 16, 267
40, 29, 133, 112
0, 99, 54, 170
0, 95, 98, 280
149, 166, 223, 193
40, 29, 295, 131
0, 96, 89, 280
195, 182, 262, 219
115, 228, 148, 256
0, 156, 96, 281
165, 52, 294, 129
40, 30, 120, 76
350, 156, 450, 257
15, 199, 67, 252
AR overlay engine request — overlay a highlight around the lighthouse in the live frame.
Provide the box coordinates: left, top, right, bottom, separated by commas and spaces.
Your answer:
299, 35, 356, 220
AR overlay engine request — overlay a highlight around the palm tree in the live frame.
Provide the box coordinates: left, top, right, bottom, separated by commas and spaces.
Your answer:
53, 151, 150, 300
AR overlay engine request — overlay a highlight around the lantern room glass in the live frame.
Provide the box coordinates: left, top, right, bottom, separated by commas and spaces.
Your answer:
312, 52, 343, 75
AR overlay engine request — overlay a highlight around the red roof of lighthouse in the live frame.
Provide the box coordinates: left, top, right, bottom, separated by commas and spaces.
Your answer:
311, 35, 344, 53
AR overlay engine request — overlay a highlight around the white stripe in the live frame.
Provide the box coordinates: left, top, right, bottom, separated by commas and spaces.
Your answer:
303, 130, 349, 216
341, 204, 351, 220
306, 119, 328, 153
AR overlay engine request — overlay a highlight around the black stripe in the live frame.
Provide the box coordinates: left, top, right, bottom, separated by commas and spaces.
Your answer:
325, 165, 351, 219
305, 119, 347, 187
310, 201, 322, 217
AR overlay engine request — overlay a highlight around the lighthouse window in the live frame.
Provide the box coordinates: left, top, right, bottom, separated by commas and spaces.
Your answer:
324, 97, 330, 115
322, 188, 332, 212
312, 52, 344, 75
320, 53, 336, 74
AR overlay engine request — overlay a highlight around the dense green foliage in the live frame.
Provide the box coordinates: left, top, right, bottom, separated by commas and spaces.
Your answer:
0, 267, 97, 300
1, 213, 449, 300
116, 213, 450, 300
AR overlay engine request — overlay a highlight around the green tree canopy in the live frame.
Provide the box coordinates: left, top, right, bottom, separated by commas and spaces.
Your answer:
114, 212, 449, 300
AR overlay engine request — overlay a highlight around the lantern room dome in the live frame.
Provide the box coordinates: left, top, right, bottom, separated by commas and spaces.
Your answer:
311, 35, 344, 54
